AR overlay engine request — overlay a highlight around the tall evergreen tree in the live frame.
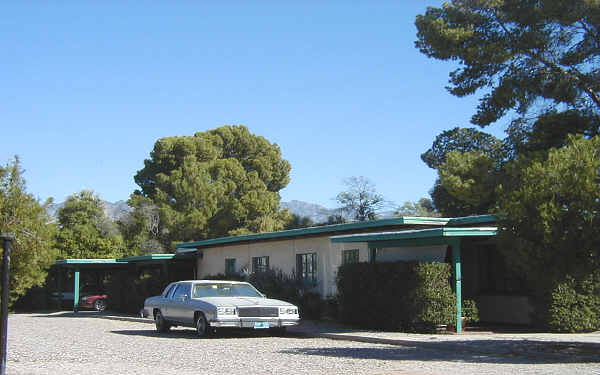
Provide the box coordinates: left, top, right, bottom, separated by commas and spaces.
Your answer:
416, 0, 600, 128
133, 125, 292, 246
56, 190, 127, 259
0, 158, 57, 303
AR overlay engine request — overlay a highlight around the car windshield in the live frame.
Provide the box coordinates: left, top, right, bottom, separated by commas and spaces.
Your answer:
191, 283, 263, 298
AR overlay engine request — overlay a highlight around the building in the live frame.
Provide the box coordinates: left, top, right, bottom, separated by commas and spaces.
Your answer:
176, 215, 531, 331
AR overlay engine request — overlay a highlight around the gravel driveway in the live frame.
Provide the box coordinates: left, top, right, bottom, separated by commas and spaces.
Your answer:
7, 313, 600, 375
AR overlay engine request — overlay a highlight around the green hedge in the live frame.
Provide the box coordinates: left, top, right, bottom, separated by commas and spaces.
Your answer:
547, 273, 600, 333
336, 261, 455, 332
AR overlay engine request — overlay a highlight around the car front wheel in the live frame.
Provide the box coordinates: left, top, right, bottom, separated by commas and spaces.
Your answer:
94, 299, 107, 312
195, 313, 209, 337
155, 310, 171, 333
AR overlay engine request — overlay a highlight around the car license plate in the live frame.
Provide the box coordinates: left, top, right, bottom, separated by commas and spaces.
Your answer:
253, 322, 269, 329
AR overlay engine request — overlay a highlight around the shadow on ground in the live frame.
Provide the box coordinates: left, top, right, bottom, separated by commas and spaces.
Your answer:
279, 340, 600, 365
31, 310, 130, 318
111, 328, 288, 340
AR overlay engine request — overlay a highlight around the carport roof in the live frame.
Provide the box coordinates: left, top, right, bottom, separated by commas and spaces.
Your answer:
54, 253, 197, 268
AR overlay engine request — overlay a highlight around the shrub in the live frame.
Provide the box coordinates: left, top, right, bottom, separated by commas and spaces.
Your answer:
13, 286, 50, 311
547, 273, 600, 333
462, 299, 479, 323
247, 268, 324, 319
336, 261, 455, 332
322, 295, 339, 320
249, 269, 301, 300
296, 292, 323, 320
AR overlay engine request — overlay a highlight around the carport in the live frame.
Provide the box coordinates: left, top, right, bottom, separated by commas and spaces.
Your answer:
54, 259, 128, 312
54, 253, 198, 312
330, 226, 497, 333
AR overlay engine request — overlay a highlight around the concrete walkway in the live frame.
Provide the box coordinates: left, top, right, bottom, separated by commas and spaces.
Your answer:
42, 311, 600, 363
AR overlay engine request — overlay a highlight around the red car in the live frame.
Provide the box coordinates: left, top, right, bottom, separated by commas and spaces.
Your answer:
79, 291, 108, 312
52, 285, 108, 311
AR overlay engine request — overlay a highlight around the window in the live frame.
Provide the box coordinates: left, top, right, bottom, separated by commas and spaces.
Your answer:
342, 249, 359, 264
162, 283, 176, 297
252, 256, 269, 273
225, 258, 236, 275
171, 283, 190, 300
369, 248, 378, 263
192, 283, 263, 298
297, 252, 317, 285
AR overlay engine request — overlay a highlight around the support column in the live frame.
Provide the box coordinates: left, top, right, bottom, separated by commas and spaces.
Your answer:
449, 238, 462, 333
73, 268, 80, 313
162, 262, 169, 283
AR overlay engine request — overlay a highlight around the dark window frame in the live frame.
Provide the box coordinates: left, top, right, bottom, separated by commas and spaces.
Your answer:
225, 258, 236, 275
342, 249, 359, 265
252, 256, 269, 273
296, 252, 317, 285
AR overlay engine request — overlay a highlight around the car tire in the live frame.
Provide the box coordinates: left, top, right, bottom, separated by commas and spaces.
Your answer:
155, 310, 171, 333
195, 313, 209, 338
93, 299, 107, 312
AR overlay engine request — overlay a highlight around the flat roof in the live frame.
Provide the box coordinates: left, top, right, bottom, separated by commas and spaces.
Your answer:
176, 215, 496, 250
55, 253, 197, 268
330, 226, 498, 243
447, 215, 497, 226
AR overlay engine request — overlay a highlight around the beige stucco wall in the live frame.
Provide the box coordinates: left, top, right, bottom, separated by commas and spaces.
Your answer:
195, 236, 445, 297
196, 236, 370, 297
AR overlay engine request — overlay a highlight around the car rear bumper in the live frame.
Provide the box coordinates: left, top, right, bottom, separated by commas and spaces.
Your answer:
209, 317, 299, 328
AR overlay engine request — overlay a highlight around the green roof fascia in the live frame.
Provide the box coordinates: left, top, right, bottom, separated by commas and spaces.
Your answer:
447, 214, 497, 226
118, 254, 175, 262
175, 217, 452, 249
55, 259, 121, 265
119, 253, 197, 263
330, 227, 498, 243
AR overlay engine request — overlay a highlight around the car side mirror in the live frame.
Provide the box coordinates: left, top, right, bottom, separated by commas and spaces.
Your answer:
180, 294, 189, 301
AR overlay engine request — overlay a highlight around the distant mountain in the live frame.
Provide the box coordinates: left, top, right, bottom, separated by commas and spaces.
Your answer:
47, 200, 132, 221
280, 200, 397, 223
280, 200, 341, 224
47, 198, 394, 224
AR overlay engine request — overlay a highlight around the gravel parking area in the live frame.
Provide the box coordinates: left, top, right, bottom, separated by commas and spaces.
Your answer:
7, 313, 600, 375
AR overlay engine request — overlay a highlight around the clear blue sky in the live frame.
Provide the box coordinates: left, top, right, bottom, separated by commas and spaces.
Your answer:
1, 1, 505, 209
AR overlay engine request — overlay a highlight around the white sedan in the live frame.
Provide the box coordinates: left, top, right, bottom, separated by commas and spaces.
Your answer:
141, 280, 300, 337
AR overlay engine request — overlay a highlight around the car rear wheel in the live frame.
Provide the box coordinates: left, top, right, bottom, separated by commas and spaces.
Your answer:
195, 313, 209, 337
155, 310, 171, 333
93, 299, 107, 312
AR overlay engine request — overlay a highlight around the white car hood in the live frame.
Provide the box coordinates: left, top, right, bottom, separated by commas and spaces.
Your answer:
193, 296, 293, 308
